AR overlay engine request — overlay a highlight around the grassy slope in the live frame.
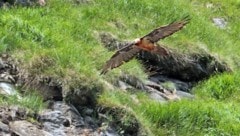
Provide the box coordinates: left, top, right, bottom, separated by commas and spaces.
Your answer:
1, 0, 240, 135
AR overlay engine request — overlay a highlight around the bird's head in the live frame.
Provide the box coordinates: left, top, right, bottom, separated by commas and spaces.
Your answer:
133, 38, 141, 45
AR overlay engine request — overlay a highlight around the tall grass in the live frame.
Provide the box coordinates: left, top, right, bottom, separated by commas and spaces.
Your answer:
193, 71, 240, 101
0, 91, 45, 112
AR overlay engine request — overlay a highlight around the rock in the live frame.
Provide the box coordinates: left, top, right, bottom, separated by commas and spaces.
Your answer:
40, 102, 84, 135
149, 75, 192, 92
0, 121, 10, 135
51, 102, 85, 127
0, 106, 43, 135
119, 74, 146, 90
138, 51, 230, 82
0, 105, 43, 135
149, 92, 167, 103
84, 116, 97, 128
0, 82, 18, 96
38, 0, 46, 6
42, 121, 66, 136
0, 72, 16, 84
0, 106, 28, 122
176, 91, 194, 99
41, 111, 66, 125
102, 126, 119, 136
146, 85, 180, 101
82, 108, 94, 116
10, 120, 52, 136
212, 18, 227, 29
39, 101, 123, 136
0, 0, 46, 7
117, 80, 133, 90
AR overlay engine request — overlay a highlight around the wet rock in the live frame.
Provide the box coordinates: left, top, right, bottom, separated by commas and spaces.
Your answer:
212, 18, 227, 29
0, 121, 10, 135
42, 121, 66, 136
41, 111, 66, 125
101, 126, 119, 136
40, 101, 85, 136
146, 77, 193, 101
115, 74, 193, 102
149, 75, 192, 92
0, 82, 17, 96
82, 108, 94, 116
176, 91, 194, 99
51, 102, 84, 127
145, 83, 180, 101
40, 101, 122, 135
84, 116, 97, 128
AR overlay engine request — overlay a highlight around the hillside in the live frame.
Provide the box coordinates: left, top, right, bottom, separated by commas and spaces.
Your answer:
1, 0, 240, 135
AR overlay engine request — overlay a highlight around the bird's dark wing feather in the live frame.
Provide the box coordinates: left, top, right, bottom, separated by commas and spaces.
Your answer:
101, 43, 141, 74
143, 16, 190, 42
151, 44, 169, 56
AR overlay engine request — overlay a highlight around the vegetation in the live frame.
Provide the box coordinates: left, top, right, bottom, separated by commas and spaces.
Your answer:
1, 0, 240, 135
0, 90, 45, 112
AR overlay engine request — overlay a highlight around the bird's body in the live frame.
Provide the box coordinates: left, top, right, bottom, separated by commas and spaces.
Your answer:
135, 38, 155, 51
101, 16, 190, 74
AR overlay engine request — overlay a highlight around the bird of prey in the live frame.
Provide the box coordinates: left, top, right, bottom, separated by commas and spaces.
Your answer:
101, 16, 190, 74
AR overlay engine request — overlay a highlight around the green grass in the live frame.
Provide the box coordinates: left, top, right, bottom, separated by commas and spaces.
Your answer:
1, 0, 240, 135
193, 71, 240, 101
99, 90, 240, 136
0, 90, 45, 112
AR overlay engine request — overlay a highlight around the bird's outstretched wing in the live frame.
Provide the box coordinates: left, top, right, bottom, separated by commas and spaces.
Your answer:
101, 16, 190, 74
142, 16, 190, 42
100, 43, 141, 74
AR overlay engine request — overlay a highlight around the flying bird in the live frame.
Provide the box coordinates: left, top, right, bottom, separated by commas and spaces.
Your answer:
101, 16, 190, 74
